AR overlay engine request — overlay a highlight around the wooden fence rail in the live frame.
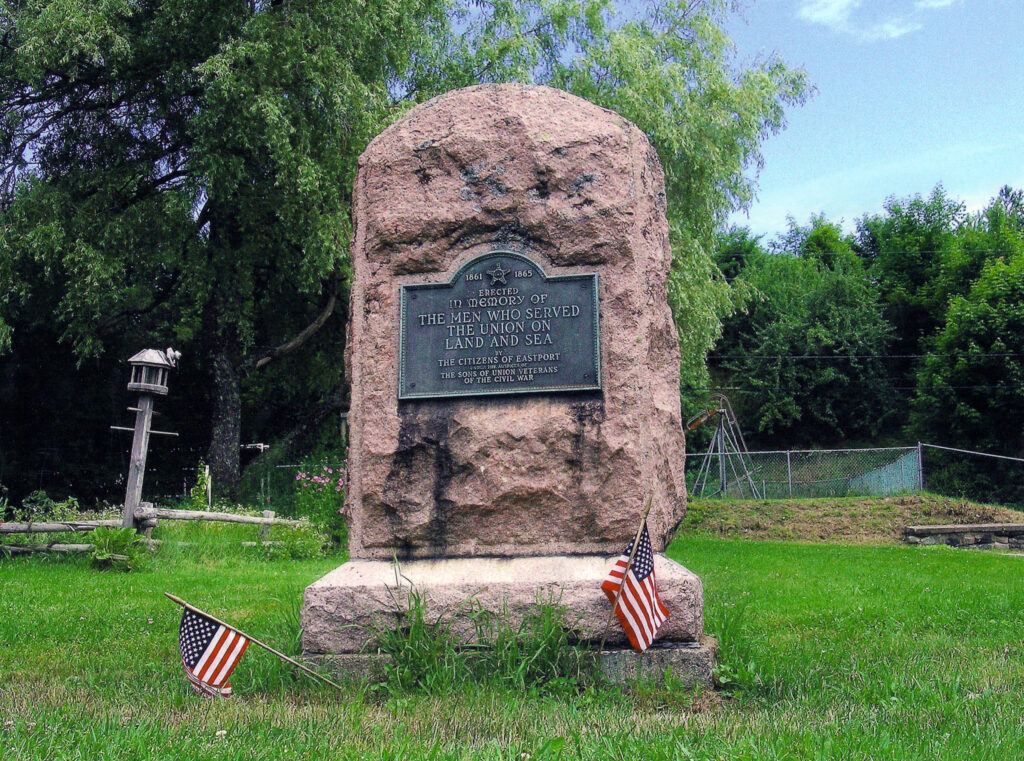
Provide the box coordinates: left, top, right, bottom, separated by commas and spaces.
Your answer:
0, 520, 122, 535
134, 506, 301, 527
2, 504, 301, 557
4, 543, 95, 555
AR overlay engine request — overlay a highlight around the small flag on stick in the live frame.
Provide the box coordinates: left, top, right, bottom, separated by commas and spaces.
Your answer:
166, 593, 343, 696
599, 496, 670, 652
179, 607, 249, 697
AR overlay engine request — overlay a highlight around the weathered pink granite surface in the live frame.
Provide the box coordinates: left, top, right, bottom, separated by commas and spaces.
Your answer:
344, 83, 688, 559
301, 554, 703, 654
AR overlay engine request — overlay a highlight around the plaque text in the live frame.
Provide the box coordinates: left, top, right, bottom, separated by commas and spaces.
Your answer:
399, 251, 601, 399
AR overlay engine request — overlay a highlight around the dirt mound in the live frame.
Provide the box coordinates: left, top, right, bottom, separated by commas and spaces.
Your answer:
681, 494, 1023, 544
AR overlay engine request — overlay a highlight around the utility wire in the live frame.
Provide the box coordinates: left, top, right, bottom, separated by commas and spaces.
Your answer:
708, 352, 1024, 361
689, 384, 1024, 394
724, 247, 1024, 258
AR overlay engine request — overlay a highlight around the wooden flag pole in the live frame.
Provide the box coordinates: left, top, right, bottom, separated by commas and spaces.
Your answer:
598, 494, 654, 653
164, 592, 344, 692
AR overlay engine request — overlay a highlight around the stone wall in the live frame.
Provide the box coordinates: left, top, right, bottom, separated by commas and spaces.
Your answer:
904, 523, 1024, 550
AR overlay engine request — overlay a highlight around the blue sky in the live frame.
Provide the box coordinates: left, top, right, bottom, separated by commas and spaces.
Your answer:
722, 0, 1024, 238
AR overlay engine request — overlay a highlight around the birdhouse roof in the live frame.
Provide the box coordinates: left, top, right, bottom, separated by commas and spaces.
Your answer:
127, 348, 172, 368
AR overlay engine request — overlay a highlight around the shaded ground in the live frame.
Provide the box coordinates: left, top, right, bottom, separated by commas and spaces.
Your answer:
681, 493, 1023, 544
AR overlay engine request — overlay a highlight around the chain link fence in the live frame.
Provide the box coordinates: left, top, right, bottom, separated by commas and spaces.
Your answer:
920, 444, 1024, 509
140, 456, 349, 516
686, 446, 921, 500
197, 446, 1024, 509
59, 439, 1024, 512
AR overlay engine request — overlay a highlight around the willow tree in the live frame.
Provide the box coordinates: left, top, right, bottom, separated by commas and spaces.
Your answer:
1, 0, 808, 493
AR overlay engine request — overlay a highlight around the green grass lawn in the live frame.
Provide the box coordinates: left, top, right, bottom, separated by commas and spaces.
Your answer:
2, 530, 1024, 759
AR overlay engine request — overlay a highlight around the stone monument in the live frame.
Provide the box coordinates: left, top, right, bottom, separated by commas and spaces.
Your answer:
302, 83, 715, 683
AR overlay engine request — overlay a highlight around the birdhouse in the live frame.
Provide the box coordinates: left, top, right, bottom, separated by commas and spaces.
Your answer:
127, 348, 180, 396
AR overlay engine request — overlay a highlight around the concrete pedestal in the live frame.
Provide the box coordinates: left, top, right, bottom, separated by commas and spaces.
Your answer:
301, 554, 705, 654
305, 638, 717, 688
598, 638, 717, 687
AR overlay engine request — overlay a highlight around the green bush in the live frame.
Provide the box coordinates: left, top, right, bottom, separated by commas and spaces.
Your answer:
708, 595, 766, 695
292, 464, 347, 546
88, 526, 147, 572
187, 462, 212, 510
12, 490, 80, 523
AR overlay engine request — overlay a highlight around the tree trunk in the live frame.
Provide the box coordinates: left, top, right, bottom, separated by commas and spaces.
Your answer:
207, 337, 241, 498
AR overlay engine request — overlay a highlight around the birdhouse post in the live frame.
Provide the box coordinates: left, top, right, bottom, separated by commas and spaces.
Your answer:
120, 348, 180, 529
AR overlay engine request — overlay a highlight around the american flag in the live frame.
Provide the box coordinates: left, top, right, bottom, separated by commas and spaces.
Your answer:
178, 607, 250, 697
601, 522, 670, 652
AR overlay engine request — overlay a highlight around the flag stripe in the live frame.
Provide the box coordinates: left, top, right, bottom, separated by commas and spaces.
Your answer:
193, 625, 227, 675
609, 590, 643, 651
633, 570, 662, 626
623, 585, 654, 649
185, 661, 224, 697
635, 574, 664, 626
613, 581, 649, 647
643, 575, 669, 623
212, 638, 249, 687
620, 577, 654, 643
617, 597, 647, 650
606, 573, 653, 650
624, 570, 655, 635
204, 631, 237, 685
205, 631, 244, 686
197, 629, 235, 682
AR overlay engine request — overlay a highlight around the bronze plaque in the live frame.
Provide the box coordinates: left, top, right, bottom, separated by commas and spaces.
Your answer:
399, 251, 601, 399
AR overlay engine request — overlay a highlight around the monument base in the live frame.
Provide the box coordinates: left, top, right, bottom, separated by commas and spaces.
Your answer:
301, 554, 705, 654
305, 638, 717, 687
598, 638, 717, 687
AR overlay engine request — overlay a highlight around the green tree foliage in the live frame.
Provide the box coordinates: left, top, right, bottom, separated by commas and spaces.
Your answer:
855, 187, 966, 354
849, 186, 1022, 438
845, 187, 969, 433
715, 217, 892, 446
0, 0, 808, 498
910, 242, 1024, 504
912, 247, 1024, 455
552, 3, 810, 392
933, 186, 1024, 311
713, 226, 764, 282
773, 213, 857, 267
1, 0, 461, 493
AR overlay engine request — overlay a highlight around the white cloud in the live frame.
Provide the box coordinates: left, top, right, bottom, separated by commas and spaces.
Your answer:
796, 0, 952, 42
797, 0, 859, 30
860, 18, 923, 41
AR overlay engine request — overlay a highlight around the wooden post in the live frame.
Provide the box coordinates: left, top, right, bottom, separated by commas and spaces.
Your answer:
122, 394, 155, 529
259, 510, 274, 542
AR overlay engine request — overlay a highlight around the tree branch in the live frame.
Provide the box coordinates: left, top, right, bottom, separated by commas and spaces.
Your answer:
95, 270, 182, 334
250, 282, 338, 372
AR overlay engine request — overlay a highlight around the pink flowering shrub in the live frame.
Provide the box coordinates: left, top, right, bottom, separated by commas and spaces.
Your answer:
294, 463, 347, 546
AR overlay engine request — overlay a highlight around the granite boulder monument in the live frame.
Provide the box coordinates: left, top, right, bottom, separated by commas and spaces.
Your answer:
302, 83, 715, 681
